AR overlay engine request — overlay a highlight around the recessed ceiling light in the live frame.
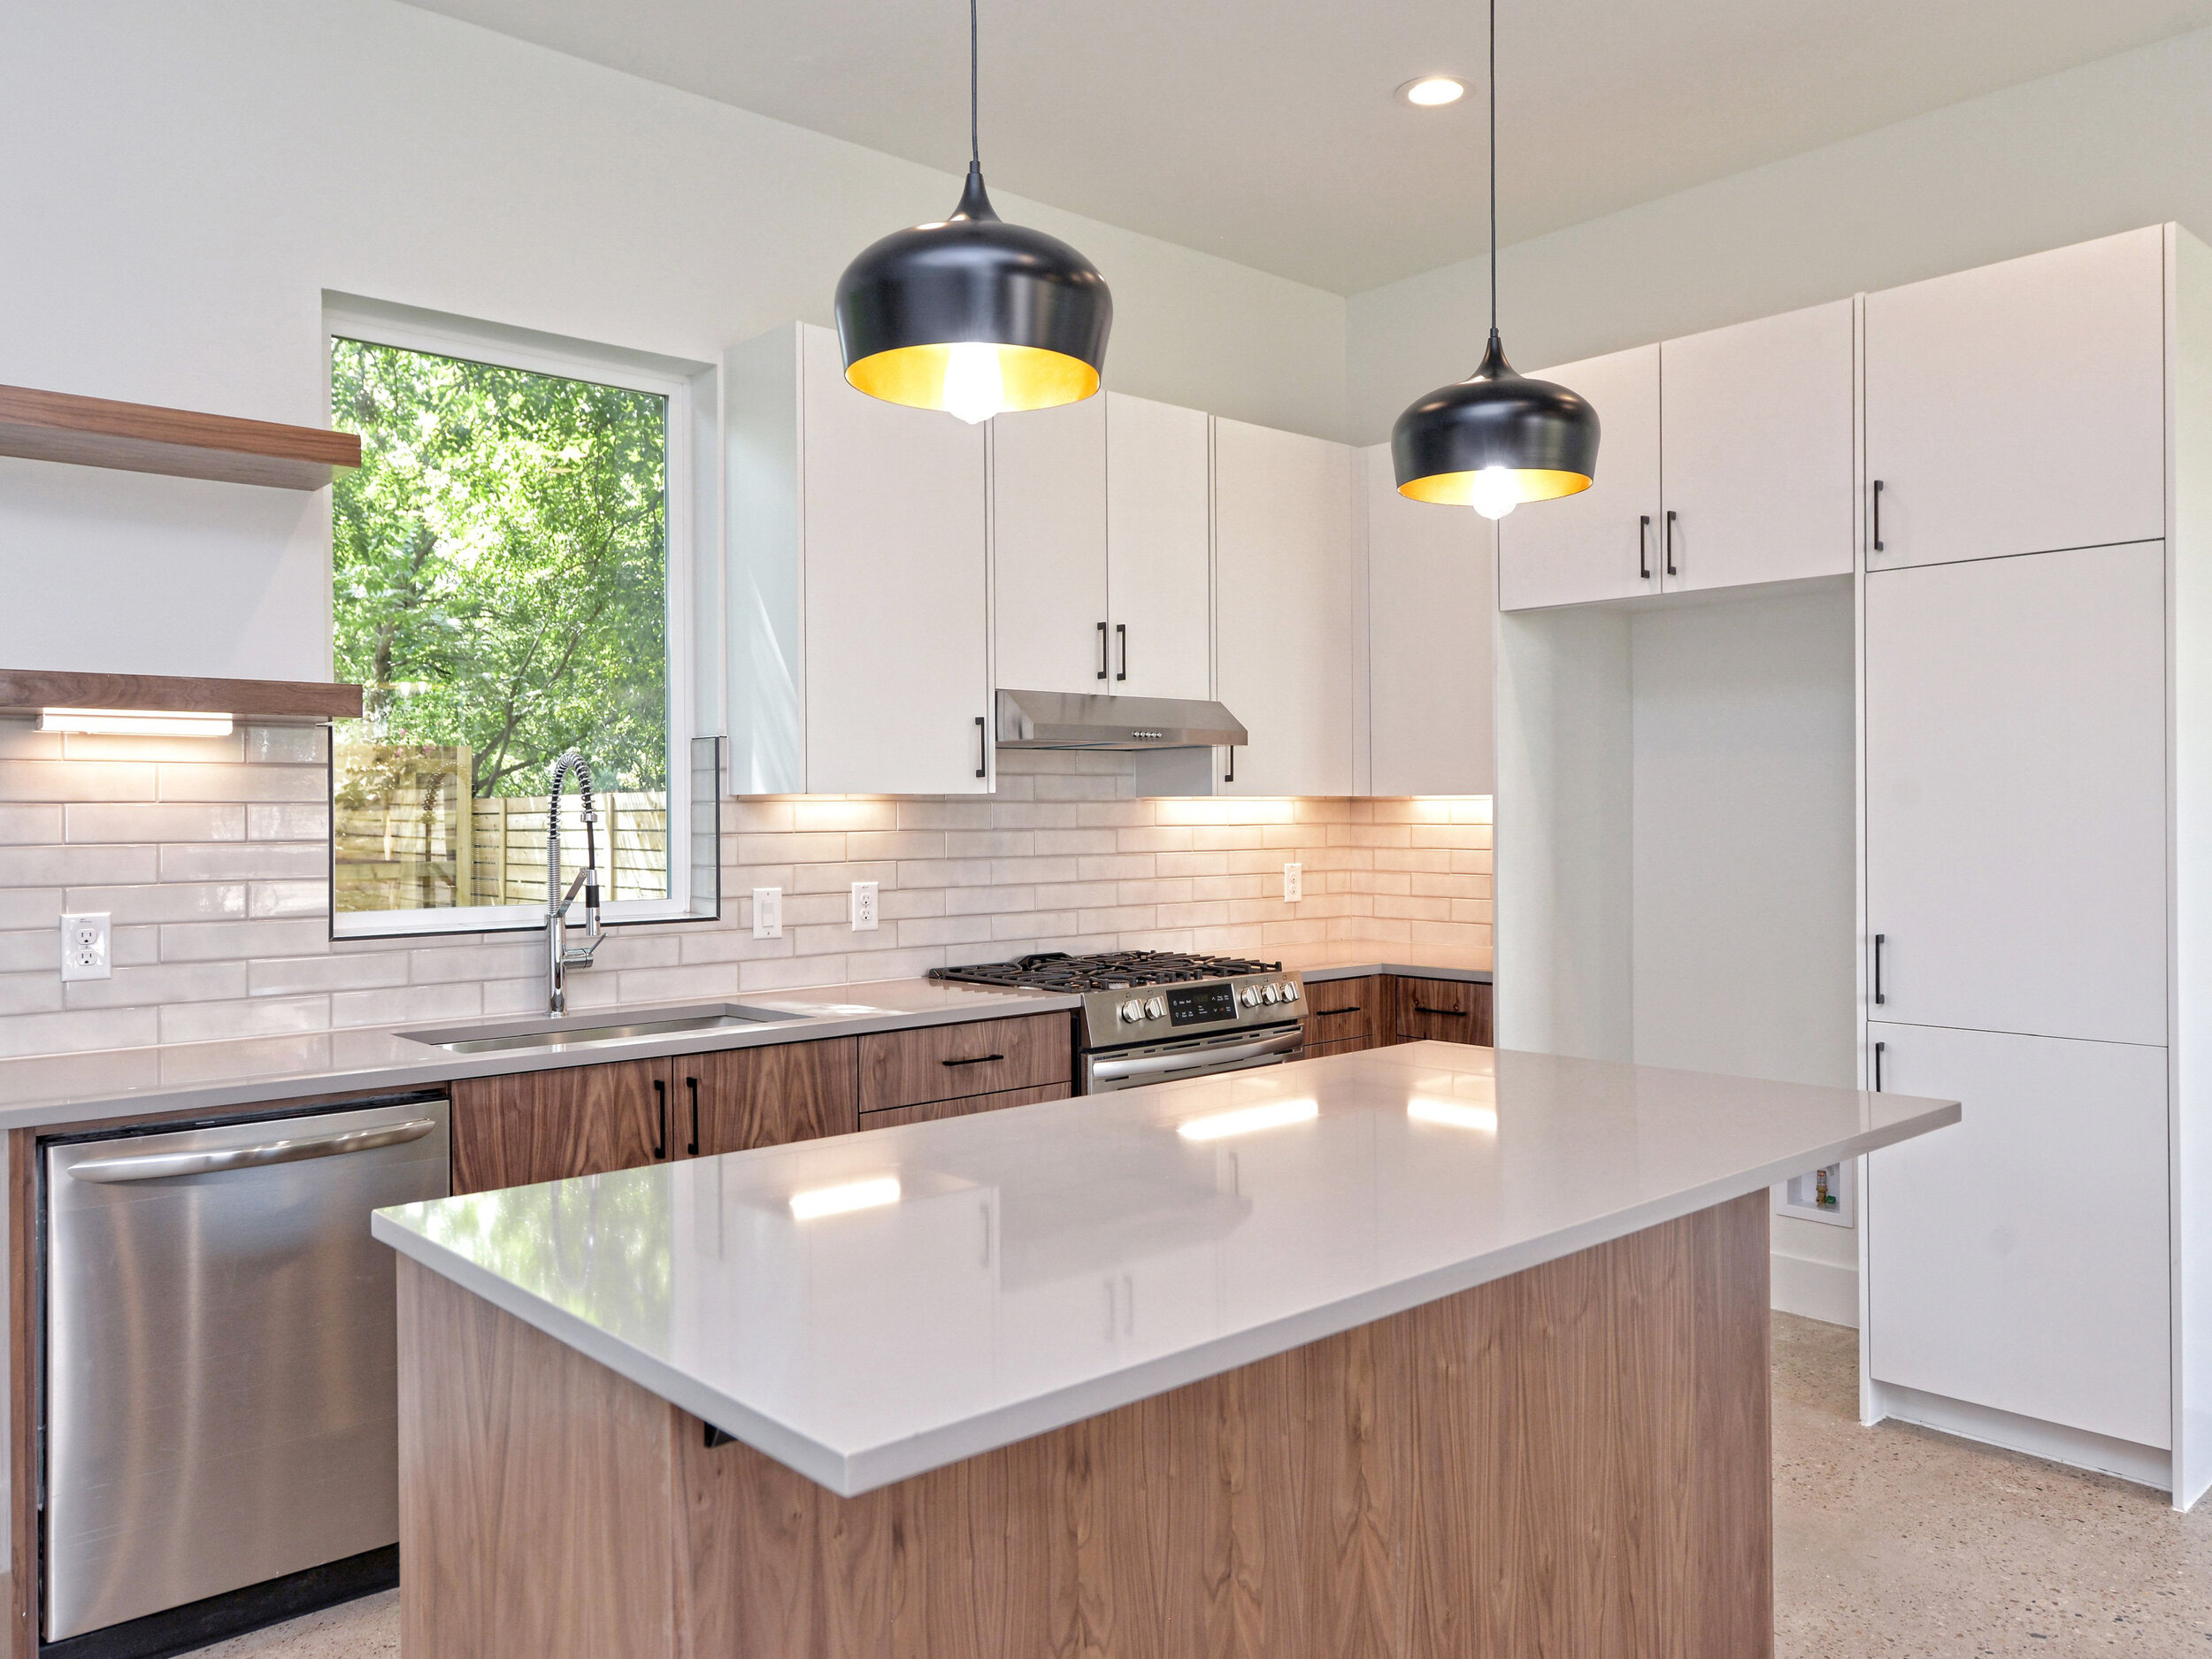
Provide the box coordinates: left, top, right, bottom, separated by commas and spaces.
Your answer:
1398, 75, 1466, 108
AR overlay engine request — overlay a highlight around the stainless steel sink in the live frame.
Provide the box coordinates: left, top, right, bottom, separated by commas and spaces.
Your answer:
399, 1002, 816, 1056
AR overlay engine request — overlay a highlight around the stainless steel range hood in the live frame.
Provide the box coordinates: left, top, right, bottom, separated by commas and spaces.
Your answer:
995, 687, 1247, 750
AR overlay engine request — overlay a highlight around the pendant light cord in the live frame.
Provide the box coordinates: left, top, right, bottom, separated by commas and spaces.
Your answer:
1488, 0, 1498, 338
970, 0, 980, 168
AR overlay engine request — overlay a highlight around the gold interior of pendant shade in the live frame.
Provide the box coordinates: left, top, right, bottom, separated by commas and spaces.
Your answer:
845, 342, 1101, 412
1397, 466, 1592, 506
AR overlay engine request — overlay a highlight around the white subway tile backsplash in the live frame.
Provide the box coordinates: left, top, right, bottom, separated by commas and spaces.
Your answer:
0, 746, 1489, 1061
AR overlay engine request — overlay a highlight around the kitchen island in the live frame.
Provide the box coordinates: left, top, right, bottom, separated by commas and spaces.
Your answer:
373, 1041, 1955, 1658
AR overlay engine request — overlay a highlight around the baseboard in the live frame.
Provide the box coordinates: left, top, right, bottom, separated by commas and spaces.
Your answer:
1869, 1379, 2173, 1493
1770, 1250, 1857, 1327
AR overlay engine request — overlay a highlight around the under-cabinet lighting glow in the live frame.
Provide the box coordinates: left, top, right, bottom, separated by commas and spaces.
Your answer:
789, 1176, 901, 1220
37, 708, 234, 738
1176, 1099, 1319, 1142
1408, 1097, 1498, 1133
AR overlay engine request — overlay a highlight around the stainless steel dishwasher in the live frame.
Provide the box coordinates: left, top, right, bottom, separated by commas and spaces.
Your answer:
41, 1093, 449, 1650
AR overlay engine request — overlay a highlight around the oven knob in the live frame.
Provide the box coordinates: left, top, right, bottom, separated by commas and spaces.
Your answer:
1145, 996, 1166, 1019
1240, 987, 1261, 1007
1259, 984, 1280, 1004
1120, 998, 1146, 1023
1281, 980, 1300, 1002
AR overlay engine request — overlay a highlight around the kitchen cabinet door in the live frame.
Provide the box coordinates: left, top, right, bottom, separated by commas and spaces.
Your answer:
1866, 1022, 2170, 1449
1864, 227, 2165, 570
1864, 541, 2167, 1046
993, 396, 1109, 694
1302, 973, 1386, 1052
450, 1059, 672, 1194
1214, 417, 1356, 795
1495, 344, 1661, 611
1106, 393, 1213, 701
1363, 445, 1495, 795
799, 325, 992, 793
856, 1012, 1073, 1113
1659, 299, 1855, 593
683, 1037, 857, 1158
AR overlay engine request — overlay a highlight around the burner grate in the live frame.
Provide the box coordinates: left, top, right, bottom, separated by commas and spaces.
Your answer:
931, 949, 1284, 992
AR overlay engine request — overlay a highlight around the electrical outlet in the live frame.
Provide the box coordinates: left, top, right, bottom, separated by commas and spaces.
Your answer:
60, 912, 111, 981
1282, 863, 1303, 903
849, 880, 879, 932
752, 886, 782, 940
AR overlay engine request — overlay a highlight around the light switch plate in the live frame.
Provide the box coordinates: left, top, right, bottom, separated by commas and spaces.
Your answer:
752, 887, 782, 940
60, 912, 111, 980
1282, 863, 1303, 903
849, 881, 879, 932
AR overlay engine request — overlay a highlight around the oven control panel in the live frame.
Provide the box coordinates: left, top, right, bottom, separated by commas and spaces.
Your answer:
1085, 972, 1303, 1047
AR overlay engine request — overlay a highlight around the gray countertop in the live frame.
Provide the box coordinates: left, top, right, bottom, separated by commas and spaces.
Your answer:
0, 956, 1489, 1133
374, 1041, 1954, 1495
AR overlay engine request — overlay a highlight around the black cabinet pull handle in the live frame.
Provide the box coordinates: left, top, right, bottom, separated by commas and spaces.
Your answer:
1873, 933, 1886, 1005
1663, 509, 1678, 577
1410, 1003, 1462, 1018
1096, 620, 1110, 680
686, 1074, 700, 1157
974, 715, 987, 780
1872, 480, 1885, 553
1225, 748, 1235, 784
942, 1053, 1005, 1067
1639, 514, 1652, 580
1873, 1041, 1886, 1092
651, 1077, 667, 1160
1115, 622, 1128, 682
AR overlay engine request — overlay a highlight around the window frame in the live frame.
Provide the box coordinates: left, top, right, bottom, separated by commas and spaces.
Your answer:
323, 299, 705, 939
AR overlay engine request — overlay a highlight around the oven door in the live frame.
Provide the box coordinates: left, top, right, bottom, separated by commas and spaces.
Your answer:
1081, 1024, 1304, 1093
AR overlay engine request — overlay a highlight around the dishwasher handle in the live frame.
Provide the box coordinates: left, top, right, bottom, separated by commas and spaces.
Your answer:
1091, 1029, 1302, 1081
67, 1118, 441, 1184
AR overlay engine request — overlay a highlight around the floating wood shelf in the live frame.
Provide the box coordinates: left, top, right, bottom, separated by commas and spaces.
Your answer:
0, 670, 362, 722
0, 385, 360, 490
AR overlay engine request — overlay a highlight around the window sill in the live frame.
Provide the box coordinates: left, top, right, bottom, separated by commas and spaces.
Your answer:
331, 898, 702, 941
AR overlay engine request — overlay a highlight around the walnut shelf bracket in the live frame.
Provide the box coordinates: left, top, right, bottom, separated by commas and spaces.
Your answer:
0, 384, 360, 490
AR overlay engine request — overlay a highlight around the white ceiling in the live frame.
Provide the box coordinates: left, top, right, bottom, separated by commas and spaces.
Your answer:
400, 0, 2212, 295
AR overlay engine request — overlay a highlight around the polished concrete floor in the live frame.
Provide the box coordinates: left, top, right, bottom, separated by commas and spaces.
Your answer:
30, 1314, 2212, 1656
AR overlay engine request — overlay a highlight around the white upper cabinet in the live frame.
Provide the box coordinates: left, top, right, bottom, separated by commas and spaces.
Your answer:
1863, 540, 2169, 1047
1105, 393, 1213, 701
726, 322, 993, 795
1363, 445, 1494, 796
1864, 227, 2166, 569
1659, 299, 1855, 593
990, 391, 1211, 701
1496, 344, 1662, 611
991, 396, 1108, 694
1214, 418, 1355, 796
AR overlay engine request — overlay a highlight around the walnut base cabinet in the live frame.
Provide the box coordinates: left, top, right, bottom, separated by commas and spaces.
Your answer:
451, 1060, 678, 1194
1391, 977, 1494, 1048
860, 1081, 1071, 1132
682, 1039, 859, 1158
1302, 975, 1386, 1053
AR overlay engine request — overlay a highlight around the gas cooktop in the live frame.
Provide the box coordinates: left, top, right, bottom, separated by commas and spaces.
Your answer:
930, 950, 1284, 993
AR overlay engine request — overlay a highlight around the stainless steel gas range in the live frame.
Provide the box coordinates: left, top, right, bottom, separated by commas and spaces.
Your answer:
930, 951, 1307, 1092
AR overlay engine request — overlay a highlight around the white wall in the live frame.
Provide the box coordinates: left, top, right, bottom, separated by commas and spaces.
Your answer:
0, 0, 1348, 682
1348, 24, 2212, 442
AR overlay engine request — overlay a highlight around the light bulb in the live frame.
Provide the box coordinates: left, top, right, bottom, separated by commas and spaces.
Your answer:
941, 342, 1007, 424
1469, 466, 1519, 520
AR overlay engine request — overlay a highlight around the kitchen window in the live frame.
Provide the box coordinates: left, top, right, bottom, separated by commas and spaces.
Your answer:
326, 299, 715, 937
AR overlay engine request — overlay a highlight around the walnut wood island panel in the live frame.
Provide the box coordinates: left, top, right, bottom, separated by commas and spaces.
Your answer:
375, 1041, 1959, 1659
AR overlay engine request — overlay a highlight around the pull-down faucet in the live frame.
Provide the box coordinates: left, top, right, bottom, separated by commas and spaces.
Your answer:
545, 750, 604, 1014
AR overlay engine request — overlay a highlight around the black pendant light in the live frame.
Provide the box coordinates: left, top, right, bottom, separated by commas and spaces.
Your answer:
835, 0, 1111, 423
1392, 0, 1598, 517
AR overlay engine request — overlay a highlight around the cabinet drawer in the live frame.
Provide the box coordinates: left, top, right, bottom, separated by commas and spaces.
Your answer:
859, 1080, 1071, 1131
1302, 974, 1381, 1048
1393, 978, 1494, 1046
857, 1013, 1073, 1112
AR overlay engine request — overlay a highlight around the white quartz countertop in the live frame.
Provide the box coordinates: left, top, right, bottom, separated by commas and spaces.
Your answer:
372, 1041, 1957, 1496
0, 956, 1485, 1132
